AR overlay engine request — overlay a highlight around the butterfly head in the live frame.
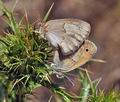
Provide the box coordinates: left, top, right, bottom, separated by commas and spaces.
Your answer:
80, 40, 97, 59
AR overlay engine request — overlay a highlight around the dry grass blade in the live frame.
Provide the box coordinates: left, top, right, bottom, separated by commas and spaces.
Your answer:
43, 2, 54, 22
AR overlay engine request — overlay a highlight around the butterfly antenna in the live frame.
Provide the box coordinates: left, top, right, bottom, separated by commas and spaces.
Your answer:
59, 73, 75, 86
64, 74, 75, 86
90, 59, 106, 63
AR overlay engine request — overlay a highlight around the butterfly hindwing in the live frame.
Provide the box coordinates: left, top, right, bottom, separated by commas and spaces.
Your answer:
52, 40, 97, 73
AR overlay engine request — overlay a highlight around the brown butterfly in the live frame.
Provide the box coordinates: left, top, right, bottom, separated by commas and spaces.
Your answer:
51, 40, 97, 73
38, 18, 91, 55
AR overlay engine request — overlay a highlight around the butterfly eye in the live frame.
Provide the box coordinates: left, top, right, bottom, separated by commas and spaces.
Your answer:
86, 48, 89, 52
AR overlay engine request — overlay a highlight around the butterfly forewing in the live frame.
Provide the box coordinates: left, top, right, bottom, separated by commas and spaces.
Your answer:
44, 19, 91, 55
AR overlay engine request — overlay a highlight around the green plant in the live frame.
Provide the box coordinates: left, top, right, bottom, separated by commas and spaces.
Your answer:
0, 1, 53, 101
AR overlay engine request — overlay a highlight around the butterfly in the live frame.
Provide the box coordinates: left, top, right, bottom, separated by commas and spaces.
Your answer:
51, 40, 97, 73
38, 18, 91, 56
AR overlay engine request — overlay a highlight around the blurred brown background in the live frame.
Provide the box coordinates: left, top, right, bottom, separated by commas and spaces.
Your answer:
1, 0, 120, 101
